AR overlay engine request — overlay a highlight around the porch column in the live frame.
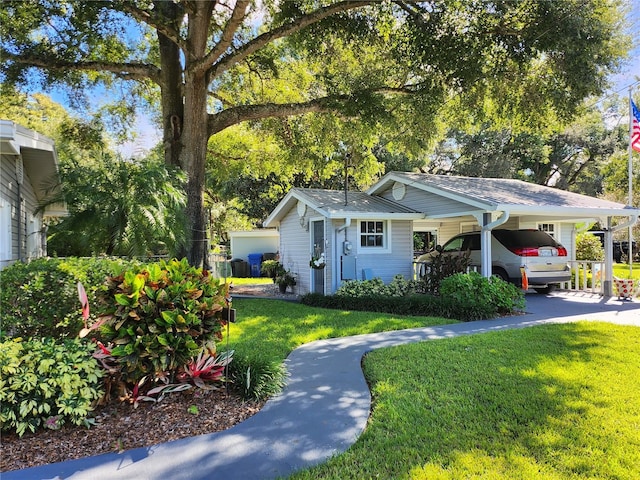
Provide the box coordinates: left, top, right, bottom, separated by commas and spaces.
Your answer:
481, 212, 492, 278
603, 217, 614, 297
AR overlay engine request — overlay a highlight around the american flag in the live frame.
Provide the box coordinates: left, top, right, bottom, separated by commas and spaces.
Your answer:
633, 100, 640, 153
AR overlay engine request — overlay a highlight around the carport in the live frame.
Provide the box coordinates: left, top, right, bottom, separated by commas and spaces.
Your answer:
368, 172, 640, 296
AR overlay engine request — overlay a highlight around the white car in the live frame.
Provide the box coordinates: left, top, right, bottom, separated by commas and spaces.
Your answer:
416, 229, 571, 293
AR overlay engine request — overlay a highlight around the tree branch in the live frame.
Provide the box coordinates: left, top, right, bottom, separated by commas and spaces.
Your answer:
119, 1, 186, 51
206, 1, 376, 80
195, 0, 251, 74
3, 51, 162, 84
208, 96, 345, 136
207, 83, 419, 136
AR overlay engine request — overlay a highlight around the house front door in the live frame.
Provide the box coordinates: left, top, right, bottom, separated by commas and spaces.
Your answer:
311, 220, 325, 295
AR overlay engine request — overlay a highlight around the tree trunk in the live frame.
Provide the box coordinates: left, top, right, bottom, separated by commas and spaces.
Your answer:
155, 0, 184, 169
179, 3, 214, 268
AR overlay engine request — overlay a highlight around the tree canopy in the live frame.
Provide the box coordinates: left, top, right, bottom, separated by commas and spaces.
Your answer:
1, 0, 630, 266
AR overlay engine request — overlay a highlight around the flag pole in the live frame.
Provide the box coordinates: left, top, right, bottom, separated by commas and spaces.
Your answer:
629, 88, 634, 275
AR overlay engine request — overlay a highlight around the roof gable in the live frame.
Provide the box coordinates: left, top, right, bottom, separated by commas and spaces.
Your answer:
370, 172, 638, 219
264, 188, 422, 227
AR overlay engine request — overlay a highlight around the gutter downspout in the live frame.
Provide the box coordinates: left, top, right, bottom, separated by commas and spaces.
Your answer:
334, 218, 351, 293
16, 182, 22, 262
603, 214, 639, 296
610, 213, 639, 235
480, 211, 510, 278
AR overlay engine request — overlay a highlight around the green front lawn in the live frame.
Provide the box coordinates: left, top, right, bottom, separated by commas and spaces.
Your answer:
226, 300, 639, 478
228, 298, 454, 359
290, 321, 640, 480
228, 276, 273, 285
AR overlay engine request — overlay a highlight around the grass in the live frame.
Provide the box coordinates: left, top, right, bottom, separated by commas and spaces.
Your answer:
612, 262, 640, 280
289, 322, 640, 480
227, 298, 454, 359
225, 286, 639, 478
227, 276, 274, 285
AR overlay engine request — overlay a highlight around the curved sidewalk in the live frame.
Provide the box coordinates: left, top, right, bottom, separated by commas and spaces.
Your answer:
5, 293, 640, 480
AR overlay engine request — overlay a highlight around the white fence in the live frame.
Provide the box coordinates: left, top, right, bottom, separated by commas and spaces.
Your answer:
560, 261, 604, 295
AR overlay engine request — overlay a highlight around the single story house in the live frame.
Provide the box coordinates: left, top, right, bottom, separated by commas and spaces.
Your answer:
264, 171, 639, 297
0, 120, 66, 270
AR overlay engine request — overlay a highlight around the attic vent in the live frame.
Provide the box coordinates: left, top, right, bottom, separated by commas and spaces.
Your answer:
15, 157, 24, 184
392, 181, 406, 200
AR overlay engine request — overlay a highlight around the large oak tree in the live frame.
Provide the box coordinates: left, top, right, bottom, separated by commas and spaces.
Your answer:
0, 0, 628, 266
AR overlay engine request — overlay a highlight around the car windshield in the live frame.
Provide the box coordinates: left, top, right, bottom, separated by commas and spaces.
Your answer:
442, 236, 465, 252
493, 230, 560, 248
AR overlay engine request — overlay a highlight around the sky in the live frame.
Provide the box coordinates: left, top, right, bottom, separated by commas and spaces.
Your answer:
607, 0, 640, 97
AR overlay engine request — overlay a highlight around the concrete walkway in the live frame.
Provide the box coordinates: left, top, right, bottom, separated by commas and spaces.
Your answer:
5, 292, 640, 480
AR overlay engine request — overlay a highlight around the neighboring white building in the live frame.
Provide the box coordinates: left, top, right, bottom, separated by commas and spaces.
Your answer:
228, 229, 280, 263
265, 172, 640, 296
0, 120, 66, 270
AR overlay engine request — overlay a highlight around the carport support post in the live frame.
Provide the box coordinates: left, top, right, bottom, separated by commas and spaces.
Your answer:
481, 213, 492, 279
604, 217, 614, 297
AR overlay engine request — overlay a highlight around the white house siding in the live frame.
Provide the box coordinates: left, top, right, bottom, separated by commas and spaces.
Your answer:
0, 154, 41, 268
338, 219, 414, 287
557, 226, 574, 259
378, 184, 480, 217
418, 216, 519, 246
278, 206, 316, 295
229, 231, 279, 262
0, 154, 17, 268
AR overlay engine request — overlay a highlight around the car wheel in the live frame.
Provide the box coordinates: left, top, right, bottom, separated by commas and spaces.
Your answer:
491, 268, 509, 283
533, 285, 556, 294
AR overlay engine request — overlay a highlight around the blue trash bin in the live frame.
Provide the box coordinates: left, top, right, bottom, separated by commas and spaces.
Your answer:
247, 253, 263, 277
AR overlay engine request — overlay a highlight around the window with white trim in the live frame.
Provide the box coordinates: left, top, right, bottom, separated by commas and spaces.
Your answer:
538, 223, 557, 238
359, 220, 387, 249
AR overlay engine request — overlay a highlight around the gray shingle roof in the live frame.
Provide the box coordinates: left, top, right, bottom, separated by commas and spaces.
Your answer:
293, 188, 420, 214
389, 172, 629, 210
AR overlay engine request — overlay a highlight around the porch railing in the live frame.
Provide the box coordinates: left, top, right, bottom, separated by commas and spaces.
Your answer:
560, 260, 604, 295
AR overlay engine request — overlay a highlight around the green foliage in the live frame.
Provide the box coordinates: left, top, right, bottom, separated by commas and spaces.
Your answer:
275, 270, 297, 290
1, 0, 629, 262
0, 257, 136, 339
0, 337, 103, 437
95, 258, 230, 384
227, 349, 288, 401
260, 260, 285, 280
302, 293, 445, 317
576, 232, 604, 261
46, 153, 187, 257
571, 268, 600, 289
336, 275, 416, 298
439, 272, 525, 320
308, 272, 524, 321
417, 251, 473, 295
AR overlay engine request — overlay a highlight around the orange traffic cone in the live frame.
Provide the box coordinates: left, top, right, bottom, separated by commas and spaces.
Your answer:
520, 267, 528, 291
